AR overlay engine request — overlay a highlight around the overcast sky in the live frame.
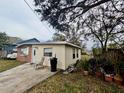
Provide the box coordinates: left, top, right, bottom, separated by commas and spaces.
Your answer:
0, 0, 55, 41
0, 0, 93, 50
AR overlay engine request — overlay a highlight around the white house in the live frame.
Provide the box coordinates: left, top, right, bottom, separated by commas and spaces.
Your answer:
17, 41, 81, 70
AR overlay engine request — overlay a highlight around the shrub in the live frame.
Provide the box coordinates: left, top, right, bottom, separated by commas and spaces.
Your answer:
81, 60, 89, 71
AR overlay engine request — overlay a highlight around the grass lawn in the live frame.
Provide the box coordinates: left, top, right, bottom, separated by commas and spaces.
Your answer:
0, 59, 24, 72
24, 71, 124, 93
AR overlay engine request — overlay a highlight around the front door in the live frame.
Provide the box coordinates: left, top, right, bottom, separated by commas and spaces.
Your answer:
32, 48, 36, 63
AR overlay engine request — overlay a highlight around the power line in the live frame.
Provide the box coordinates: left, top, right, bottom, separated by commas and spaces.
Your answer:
23, 0, 53, 34
23, 0, 45, 36
24, 0, 39, 20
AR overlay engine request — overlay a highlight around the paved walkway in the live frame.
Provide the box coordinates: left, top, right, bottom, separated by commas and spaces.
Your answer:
0, 63, 57, 93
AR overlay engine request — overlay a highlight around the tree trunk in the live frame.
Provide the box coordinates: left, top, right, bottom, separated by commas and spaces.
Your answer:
102, 46, 108, 58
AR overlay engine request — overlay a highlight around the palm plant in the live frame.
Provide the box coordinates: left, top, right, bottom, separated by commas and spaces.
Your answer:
82, 60, 89, 71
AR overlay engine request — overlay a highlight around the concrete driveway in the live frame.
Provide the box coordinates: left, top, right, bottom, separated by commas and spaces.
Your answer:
0, 63, 57, 93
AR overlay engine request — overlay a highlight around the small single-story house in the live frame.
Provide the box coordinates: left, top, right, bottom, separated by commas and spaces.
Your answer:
17, 41, 81, 70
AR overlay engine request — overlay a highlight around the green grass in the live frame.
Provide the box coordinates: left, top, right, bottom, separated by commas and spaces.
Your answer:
24, 71, 124, 93
0, 59, 24, 72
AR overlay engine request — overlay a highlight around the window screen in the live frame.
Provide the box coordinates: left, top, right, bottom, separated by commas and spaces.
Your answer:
73, 48, 75, 59
44, 48, 52, 57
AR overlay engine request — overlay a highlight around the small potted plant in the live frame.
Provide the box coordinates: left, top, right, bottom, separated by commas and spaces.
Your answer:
103, 62, 114, 82
82, 60, 89, 75
95, 58, 103, 78
95, 67, 103, 78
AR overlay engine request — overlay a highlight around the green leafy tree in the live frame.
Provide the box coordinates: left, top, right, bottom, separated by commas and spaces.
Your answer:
0, 32, 9, 50
52, 32, 66, 41
52, 23, 84, 46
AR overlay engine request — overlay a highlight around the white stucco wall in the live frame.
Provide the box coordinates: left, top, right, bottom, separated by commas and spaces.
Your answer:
65, 45, 81, 69
32, 45, 66, 70
31, 44, 81, 70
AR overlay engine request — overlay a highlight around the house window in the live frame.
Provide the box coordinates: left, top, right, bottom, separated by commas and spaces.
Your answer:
34, 50, 36, 56
73, 48, 75, 59
20, 47, 29, 56
77, 49, 79, 58
44, 48, 52, 57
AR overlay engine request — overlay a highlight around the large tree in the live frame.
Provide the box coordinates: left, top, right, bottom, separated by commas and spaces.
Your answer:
84, 2, 124, 52
0, 32, 9, 50
34, 0, 111, 32
34, 0, 124, 51
52, 23, 84, 46
52, 32, 65, 41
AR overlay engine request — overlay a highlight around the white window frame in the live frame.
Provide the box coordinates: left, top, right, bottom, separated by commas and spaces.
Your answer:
77, 49, 79, 58
44, 48, 52, 57
20, 47, 29, 56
